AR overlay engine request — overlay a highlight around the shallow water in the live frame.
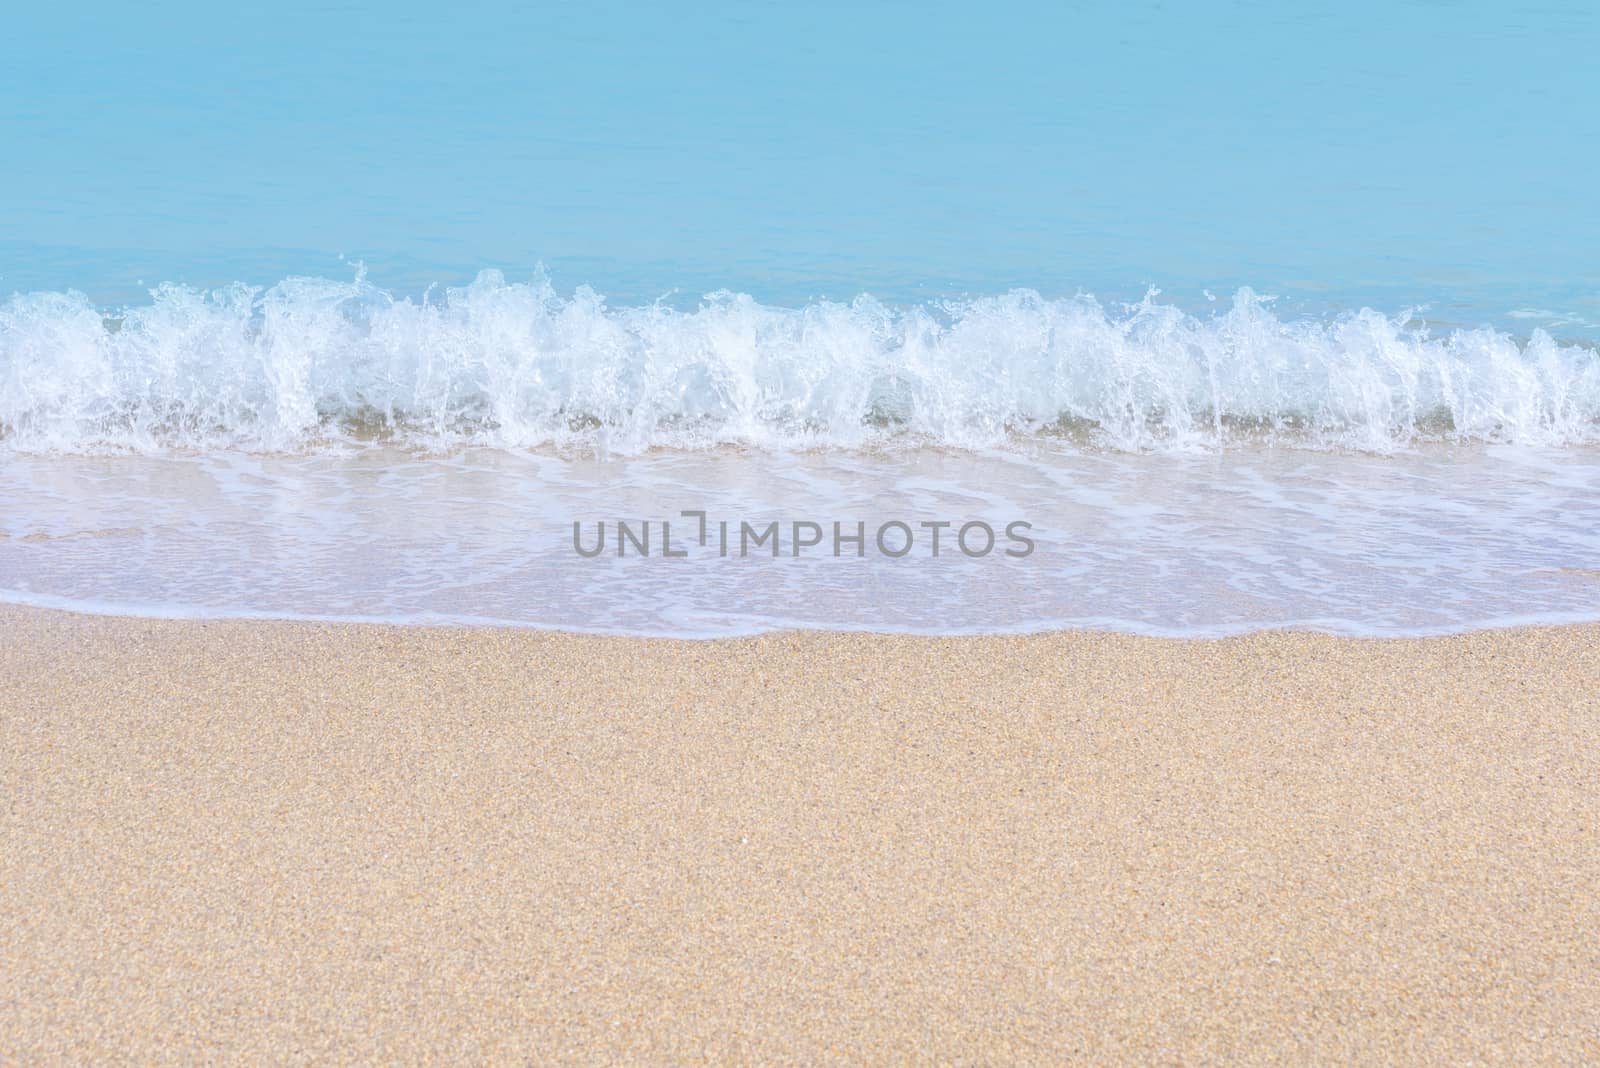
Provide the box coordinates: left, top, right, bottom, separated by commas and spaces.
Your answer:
4, 444, 1597, 636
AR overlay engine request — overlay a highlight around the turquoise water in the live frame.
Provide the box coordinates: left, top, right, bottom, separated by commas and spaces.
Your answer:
4, 0, 1598, 330
3, 1, 1599, 635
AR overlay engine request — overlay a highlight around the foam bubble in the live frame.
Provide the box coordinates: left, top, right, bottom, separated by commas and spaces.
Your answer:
3, 269, 1597, 454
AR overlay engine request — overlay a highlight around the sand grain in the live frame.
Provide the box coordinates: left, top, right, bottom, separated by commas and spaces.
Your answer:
2, 607, 1598, 1063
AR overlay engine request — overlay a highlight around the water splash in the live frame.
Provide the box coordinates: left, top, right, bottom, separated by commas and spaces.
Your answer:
3, 269, 1597, 454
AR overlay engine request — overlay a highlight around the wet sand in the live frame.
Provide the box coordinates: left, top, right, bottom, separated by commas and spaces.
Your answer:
3, 606, 1597, 1063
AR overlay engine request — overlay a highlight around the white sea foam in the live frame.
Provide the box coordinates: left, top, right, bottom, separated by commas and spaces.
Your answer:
3, 270, 1597, 454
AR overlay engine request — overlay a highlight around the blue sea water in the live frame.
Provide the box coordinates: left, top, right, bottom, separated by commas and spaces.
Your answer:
4, 0, 1598, 325
2, 0, 1598, 634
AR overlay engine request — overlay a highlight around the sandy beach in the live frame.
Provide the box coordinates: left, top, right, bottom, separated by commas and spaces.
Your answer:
2, 605, 1597, 1063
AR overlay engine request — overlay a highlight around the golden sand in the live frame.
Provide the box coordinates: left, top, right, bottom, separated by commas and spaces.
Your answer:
2, 606, 1597, 1063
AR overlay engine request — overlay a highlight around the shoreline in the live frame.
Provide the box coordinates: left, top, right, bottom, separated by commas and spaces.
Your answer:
4, 605, 1598, 1061
7, 598, 1600, 641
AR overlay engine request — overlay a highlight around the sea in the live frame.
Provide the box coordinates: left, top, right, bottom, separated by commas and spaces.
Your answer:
3, 0, 1598, 637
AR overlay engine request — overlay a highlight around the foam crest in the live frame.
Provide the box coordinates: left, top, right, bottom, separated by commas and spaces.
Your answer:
2, 270, 1597, 454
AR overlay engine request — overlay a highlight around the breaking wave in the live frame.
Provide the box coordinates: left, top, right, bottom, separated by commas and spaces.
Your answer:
3, 269, 1598, 454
